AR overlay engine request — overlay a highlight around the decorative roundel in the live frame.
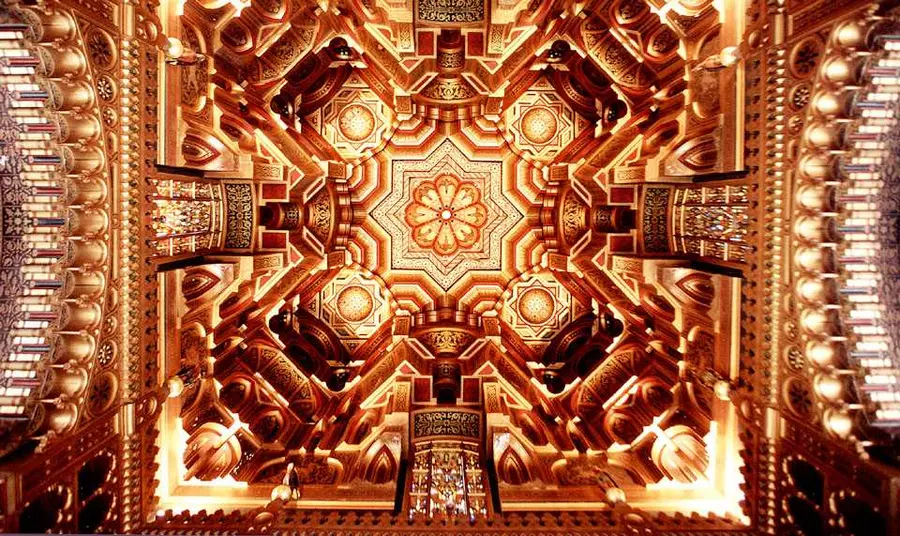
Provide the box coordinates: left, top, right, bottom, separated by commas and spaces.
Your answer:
404, 174, 488, 256
517, 288, 556, 325
86, 371, 118, 415
336, 285, 375, 322
338, 104, 376, 142
520, 107, 559, 145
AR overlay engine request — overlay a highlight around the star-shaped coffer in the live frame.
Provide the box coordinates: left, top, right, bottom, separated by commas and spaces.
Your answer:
372, 139, 523, 290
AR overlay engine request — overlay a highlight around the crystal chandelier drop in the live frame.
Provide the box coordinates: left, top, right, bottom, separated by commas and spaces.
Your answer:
408, 441, 487, 521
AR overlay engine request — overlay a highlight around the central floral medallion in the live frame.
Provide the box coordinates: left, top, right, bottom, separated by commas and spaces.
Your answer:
404, 174, 488, 255
372, 138, 523, 290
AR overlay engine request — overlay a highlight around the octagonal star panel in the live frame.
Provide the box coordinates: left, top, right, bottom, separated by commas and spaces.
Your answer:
307, 73, 393, 161
505, 77, 589, 162
305, 269, 390, 352
371, 138, 523, 290
502, 273, 575, 342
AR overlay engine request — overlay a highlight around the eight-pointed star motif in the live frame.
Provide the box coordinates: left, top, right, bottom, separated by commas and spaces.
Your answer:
404, 174, 488, 256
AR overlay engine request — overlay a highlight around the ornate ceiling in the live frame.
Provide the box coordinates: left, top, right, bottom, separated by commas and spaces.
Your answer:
1, 0, 899, 534
145, 0, 746, 520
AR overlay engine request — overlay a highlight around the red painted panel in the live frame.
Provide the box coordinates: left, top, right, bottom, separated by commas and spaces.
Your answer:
418, 31, 434, 56
261, 231, 287, 249
467, 32, 484, 57
609, 186, 635, 205
462, 377, 480, 403
261, 183, 287, 200
414, 378, 431, 402
609, 235, 636, 253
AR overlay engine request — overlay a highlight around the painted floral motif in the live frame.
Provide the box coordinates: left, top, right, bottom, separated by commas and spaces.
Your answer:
335, 285, 374, 323
404, 174, 487, 255
338, 104, 375, 142
520, 107, 558, 145
517, 288, 555, 325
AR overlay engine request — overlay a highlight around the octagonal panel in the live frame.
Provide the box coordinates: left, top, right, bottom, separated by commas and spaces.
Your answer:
308, 73, 393, 161
305, 269, 391, 352
502, 273, 576, 342
371, 138, 523, 290
505, 77, 589, 162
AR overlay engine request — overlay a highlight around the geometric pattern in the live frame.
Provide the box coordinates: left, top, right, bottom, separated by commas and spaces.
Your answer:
505, 77, 588, 162
372, 139, 523, 290
0, 86, 34, 362
502, 273, 574, 341
308, 269, 390, 352
309, 73, 393, 161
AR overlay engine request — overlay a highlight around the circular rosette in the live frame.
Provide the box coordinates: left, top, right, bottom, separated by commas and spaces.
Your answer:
404, 174, 488, 256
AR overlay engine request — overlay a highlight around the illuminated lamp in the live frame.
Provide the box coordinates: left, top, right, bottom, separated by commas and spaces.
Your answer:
165, 37, 184, 59
797, 277, 830, 304
805, 341, 840, 367
814, 373, 845, 402
800, 309, 835, 336
271, 484, 291, 501
714, 380, 732, 401
798, 154, 833, 180
823, 57, 858, 84
804, 124, 841, 149
795, 184, 833, 211
795, 247, 828, 272
606, 487, 626, 504
833, 20, 867, 48
811, 91, 844, 116
720, 46, 739, 67
166, 375, 184, 398
824, 409, 854, 438
794, 216, 825, 243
